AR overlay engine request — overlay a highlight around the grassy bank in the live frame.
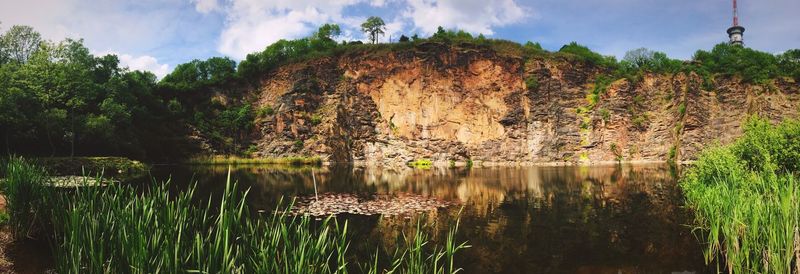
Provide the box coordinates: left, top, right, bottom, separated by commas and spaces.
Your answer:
188, 155, 323, 166
681, 117, 800, 273
1, 157, 466, 273
30, 157, 148, 180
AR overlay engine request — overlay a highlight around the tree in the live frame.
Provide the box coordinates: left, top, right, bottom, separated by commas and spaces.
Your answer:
1, 25, 42, 64
360, 16, 386, 44
398, 35, 410, 43
777, 49, 800, 81
623, 48, 656, 69
314, 23, 341, 42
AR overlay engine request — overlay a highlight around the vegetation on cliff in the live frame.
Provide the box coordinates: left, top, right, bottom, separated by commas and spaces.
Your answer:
1, 22, 798, 161
682, 117, 800, 273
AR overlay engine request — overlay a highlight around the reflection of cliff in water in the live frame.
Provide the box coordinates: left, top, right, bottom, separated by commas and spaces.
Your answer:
151, 164, 707, 273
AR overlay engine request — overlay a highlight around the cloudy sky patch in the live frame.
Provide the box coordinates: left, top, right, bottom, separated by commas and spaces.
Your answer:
1, 0, 797, 76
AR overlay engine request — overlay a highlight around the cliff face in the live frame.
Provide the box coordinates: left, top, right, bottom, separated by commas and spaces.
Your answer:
248, 43, 800, 166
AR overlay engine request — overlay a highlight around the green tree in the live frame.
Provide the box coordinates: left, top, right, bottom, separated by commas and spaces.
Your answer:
777, 49, 800, 81
360, 16, 386, 44
558, 42, 617, 68
693, 43, 779, 83
1, 25, 42, 64
313, 23, 341, 42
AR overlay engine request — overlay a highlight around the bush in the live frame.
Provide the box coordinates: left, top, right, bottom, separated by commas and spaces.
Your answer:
681, 116, 800, 274
692, 43, 780, 84
257, 105, 275, 117
310, 114, 322, 125
777, 49, 800, 81
558, 42, 617, 68
525, 76, 539, 91
599, 108, 611, 122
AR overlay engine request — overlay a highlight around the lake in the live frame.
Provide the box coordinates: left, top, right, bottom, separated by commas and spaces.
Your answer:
145, 164, 713, 274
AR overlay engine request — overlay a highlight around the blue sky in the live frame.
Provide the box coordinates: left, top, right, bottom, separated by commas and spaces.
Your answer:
1, 0, 797, 78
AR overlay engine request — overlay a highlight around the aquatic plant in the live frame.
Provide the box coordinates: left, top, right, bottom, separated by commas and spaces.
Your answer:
2, 159, 467, 273
2, 157, 52, 240
681, 117, 800, 273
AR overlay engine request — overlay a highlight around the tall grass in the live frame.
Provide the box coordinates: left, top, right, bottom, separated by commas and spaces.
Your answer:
2, 157, 467, 273
2, 157, 52, 240
682, 117, 800, 273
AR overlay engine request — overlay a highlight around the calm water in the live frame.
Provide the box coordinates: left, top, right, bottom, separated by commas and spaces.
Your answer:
146, 164, 712, 274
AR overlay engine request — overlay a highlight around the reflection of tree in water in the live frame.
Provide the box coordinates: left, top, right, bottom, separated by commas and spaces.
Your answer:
149, 164, 709, 274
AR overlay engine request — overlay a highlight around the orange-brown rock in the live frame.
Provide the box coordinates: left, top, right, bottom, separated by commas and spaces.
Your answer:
247, 42, 800, 166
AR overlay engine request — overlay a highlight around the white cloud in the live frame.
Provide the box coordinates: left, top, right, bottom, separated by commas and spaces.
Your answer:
192, 0, 221, 14
213, 0, 529, 58
97, 51, 171, 79
119, 54, 170, 79
402, 0, 527, 35
216, 0, 365, 59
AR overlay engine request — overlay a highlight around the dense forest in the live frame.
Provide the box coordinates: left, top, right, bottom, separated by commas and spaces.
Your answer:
1, 23, 798, 162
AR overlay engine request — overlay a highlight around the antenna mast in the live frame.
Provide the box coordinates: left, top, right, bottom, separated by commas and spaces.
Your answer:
727, 0, 745, 46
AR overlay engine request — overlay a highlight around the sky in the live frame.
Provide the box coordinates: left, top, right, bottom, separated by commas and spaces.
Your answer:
0, 0, 797, 78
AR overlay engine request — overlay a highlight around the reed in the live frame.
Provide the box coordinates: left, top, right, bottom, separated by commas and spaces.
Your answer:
2, 157, 52, 240
681, 117, 800, 273
2, 158, 467, 273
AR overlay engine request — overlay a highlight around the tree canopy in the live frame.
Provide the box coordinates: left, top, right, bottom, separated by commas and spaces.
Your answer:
360, 16, 386, 44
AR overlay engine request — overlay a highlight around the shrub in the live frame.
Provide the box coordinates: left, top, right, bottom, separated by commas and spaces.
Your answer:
599, 108, 611, 122
257, 105, 275, 117
558, 42, 617, 68
310, 114, 322, 125
525, 76, 539, 91
681, 116, 800, 274
692, 43, 780, 84
632, 114, 648, 130
408, 159, 433, 169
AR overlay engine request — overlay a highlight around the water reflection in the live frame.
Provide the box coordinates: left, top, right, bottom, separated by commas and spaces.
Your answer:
148, 164, 710, 274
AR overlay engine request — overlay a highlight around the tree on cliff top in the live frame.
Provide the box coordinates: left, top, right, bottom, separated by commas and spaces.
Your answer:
361, 16, 385, 44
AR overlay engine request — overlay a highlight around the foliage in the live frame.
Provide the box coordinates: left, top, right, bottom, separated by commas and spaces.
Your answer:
0, 26, 181, 160
777, 49, 800, 81
692, 43, 780, 84
257, 105, 274, 117
310, 114, 322, 125
361, 16, 386, 44
408, 159, 433, 169
2, 157, 51, 240
0, 25, 42, 64
188, 155, 322, 166
525, 76, 539, 91
609, 143, 622, 161
32, 156, 147, 179
429, 27, 481, 44
237, 27, 339, 81
2, 161, 467, 273
558, 42, 617, 68
621, 48, 683, 73
313, 23, 341, 42
599, 108, 611, 122
159, 57, 236, 92
681, 116, 800, 274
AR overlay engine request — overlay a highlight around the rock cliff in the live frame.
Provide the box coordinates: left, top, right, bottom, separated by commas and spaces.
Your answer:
246, 42, 800, 166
